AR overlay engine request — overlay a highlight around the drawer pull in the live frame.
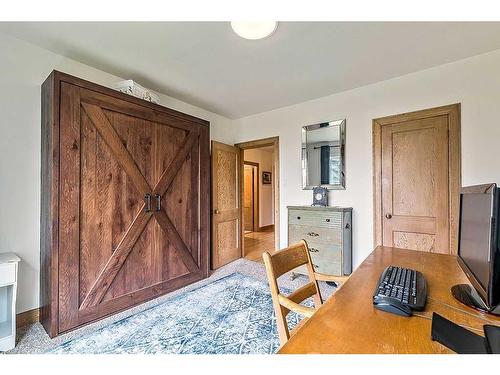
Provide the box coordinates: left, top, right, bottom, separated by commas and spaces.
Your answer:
326, 218, 330, 222
313, 264, 319, 269
297, 216, 301, 220
309, 247, 319, 253
307, 232, 319, 237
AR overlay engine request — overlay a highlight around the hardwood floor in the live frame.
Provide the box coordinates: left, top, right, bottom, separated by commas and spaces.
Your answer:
244, 228, 275, 262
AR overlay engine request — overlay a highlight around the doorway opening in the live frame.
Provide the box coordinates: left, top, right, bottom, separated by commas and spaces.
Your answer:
237, 138, 279, 263
243, 162, 259, 233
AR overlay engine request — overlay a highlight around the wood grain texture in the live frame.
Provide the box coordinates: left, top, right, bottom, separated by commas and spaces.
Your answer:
16, 308, 40, 329
41, 71, 210, 337
263, 240, 322, 346
154, 210, 199, 273
211, 141, 241, 269
79, 210, 153, 309
382, 116, 448, 252
40, 71, 60, 337
373, 104, 461, 254
243, 229, 275, 262
81, 102, 151, 195
56, 70, 210, 128
58, 82, 82, 332
279, 246, 500, 354
152, 130, 198, 196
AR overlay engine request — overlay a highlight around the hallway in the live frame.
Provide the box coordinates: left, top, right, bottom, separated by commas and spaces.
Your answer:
243, 227, 275, 262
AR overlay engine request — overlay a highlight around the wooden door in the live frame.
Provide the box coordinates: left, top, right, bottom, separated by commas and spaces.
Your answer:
243, 165, 254, 232
373, 104, 461, 254
58, 83, 208, 332
211, 141, 241, 269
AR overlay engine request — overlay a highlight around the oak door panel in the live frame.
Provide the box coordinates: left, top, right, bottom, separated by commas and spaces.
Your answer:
58, 84, 206, 333
211, 141, 241, 269
381, 115, 450, 253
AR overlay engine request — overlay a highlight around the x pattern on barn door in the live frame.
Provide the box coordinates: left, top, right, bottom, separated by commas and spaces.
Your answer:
75, 99, 201, 310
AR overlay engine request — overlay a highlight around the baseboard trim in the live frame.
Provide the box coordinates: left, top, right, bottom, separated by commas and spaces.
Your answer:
16, 308, 40, 328
258, 224, 275, 232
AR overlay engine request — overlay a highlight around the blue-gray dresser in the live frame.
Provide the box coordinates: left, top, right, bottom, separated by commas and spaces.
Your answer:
287, 206, 352, 278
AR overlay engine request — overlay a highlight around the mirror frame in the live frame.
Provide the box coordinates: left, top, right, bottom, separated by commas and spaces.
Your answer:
301, 119, 346, 190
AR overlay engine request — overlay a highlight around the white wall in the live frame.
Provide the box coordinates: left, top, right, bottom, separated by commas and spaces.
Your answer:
232, 49, 500, 270
244, 148, 275, 227
3, 28, 500, 314
0, 32, 236, 314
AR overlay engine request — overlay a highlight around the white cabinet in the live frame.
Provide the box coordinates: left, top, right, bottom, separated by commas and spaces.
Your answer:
0, 253, 20, 352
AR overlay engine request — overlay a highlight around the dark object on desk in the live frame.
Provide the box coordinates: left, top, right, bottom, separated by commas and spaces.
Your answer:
484, 324, 500, 354
451, 284, 489, 313
374, 299, 413, 317
373, 265, 427, 317
455, 183, 500, 316
431, 313, 500, 354
431, 313, 487, 354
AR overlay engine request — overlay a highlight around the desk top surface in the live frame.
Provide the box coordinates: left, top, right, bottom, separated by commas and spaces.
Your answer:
279, 246, 500, 354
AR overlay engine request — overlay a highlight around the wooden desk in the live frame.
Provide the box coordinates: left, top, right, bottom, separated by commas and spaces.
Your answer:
279, 246, 500, 354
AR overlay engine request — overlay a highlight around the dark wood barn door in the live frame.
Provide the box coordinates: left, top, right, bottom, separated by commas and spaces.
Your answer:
58, 83, 208, 332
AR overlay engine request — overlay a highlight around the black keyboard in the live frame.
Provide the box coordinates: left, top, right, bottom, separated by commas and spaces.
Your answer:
373, 265, 427, 311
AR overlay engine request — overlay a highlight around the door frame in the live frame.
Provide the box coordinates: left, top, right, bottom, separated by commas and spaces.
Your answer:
235, 137, 280, 256
243, 161, 260, 232
372, 104, 461, 253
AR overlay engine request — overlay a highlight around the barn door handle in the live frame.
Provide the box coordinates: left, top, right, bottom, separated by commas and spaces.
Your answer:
155, 194, 161, 212
144, 193, 152, 212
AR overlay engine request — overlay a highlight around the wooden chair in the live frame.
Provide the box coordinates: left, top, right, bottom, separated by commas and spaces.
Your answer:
262, 240, 323, 346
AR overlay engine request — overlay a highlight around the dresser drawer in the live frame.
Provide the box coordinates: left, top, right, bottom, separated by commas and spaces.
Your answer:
311, 257, 342, 275
293, 259, 343, 276
288, 209, 342, 229
304, 242, 342, 263
289, 224, 342, 245
0, 263, 16, 286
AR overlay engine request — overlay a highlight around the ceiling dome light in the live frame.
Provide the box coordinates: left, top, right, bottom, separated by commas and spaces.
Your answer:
231, 21, 277, 40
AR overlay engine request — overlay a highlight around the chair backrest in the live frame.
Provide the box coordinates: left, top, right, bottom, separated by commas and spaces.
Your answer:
262, 240, 323, 346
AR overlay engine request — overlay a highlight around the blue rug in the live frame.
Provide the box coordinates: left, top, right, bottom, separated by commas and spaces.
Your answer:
49, 273, 307, 354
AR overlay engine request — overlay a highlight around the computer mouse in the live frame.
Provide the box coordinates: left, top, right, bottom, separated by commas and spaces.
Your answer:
374, 299, 413, 317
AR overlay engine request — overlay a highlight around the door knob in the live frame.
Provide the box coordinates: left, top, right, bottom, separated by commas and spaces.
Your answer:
385, 213, 392, 219
214, 209, 220, 214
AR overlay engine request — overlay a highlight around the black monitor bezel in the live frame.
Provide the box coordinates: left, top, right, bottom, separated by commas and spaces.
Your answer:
457, 183, 499, 308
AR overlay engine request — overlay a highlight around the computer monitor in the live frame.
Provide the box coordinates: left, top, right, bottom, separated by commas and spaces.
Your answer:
455, 183, 500, 315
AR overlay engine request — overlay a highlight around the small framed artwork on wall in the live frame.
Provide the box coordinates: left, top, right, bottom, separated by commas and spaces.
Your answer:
262, 171, 272, 184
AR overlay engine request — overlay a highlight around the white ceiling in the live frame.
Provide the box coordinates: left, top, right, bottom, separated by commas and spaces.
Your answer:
2, 22, 500, 118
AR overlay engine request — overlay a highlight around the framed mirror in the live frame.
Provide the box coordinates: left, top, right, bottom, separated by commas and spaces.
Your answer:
301, 119, 346, 190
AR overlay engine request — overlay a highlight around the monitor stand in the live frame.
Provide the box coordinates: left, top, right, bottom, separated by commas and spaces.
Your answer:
451, 284, 490, 313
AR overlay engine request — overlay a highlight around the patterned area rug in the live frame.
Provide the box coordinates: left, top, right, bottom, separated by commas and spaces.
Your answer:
50, 273, 306, 354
